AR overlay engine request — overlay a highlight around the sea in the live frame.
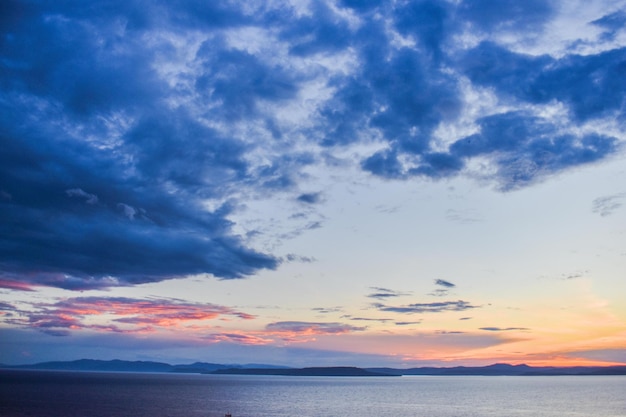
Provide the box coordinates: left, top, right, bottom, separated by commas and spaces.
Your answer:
1, 370, 625, 417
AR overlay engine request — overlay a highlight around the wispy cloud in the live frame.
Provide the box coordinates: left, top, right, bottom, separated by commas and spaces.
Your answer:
367, 287, 412, 300
435, 279, 456, 288
562, 271, 587, 280
373, 300, 480, 314
445, 209, 483, 224
284, 254, 317, 263
429, 289, 450, 297
592, 193, 626, 216
348, 317, 393, 323
312, 307, 343, 314
479, 327, 529, 332
429, 279, 456, 297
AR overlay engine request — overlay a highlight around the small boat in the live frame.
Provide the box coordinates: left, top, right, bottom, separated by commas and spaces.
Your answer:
225, 414, 232, 417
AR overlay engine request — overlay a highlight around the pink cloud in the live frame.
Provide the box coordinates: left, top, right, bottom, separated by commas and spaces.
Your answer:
0, 279, 37, 291
266, 321, 366, 334
188, 321, 369, 347
263, 321, 366, 342
4, 296, 256, 336
202, 332, 273, 345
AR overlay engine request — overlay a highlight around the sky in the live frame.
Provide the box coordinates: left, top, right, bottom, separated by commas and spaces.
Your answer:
1, 0, 626, 368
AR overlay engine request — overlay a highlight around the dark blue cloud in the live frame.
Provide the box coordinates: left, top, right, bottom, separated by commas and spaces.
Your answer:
36, 0, 252, 32
297, 193, 322, 204
409, 152, 464, 178
250, 152, 317, 193
592, 10, 626, 40
318, 77, 377, 147
312, 10, 463, 180
0, 2, 283, 290
163, 0, 252, 29
361, 149, 406, 179
450, 112, 538, 157
0, 0, 35, 32
367, 48, 461, 153
280, 0, 353, 56
363, 149, 465, 181
125, 110, 250, 190
450, 112, 618, 189
347, 5, 622, 184
530, 48, 626, 121
1, 0, 624, 291
393, 0, 451, 61
196, 38, 300, 120
0, 3, 164, 117
458, 42, 552, 101
0, 79, 281, 289
338, 0, 383, 13
318, 13, 461, 150
460, 42, 626, 122
457, 0, 556, 33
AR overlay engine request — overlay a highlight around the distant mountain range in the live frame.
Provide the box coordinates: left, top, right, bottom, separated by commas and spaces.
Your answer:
2, 359, 625, 376
0, 359, 290, 374
368, 363, 626, 376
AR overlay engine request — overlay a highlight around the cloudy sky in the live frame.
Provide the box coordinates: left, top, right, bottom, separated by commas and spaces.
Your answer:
1, 0, 626, 368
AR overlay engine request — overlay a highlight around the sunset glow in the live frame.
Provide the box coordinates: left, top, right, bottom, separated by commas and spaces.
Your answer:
1, 0, 625, 369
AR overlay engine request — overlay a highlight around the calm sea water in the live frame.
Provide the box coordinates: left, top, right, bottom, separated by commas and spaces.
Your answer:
1, 370, 625, 417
